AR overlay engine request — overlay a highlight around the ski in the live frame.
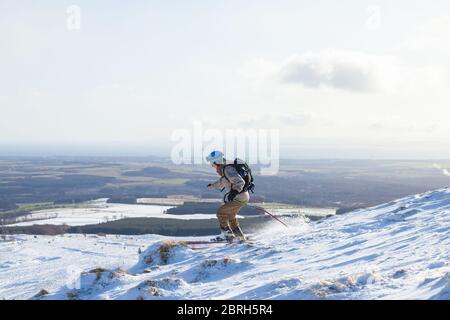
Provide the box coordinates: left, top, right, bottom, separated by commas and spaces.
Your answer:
183, 240, 228, 245
182, 238, 255, 246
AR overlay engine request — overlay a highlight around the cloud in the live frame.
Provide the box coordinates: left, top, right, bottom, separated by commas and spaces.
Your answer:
279, 50, 399, 92
241, 49, 442, 94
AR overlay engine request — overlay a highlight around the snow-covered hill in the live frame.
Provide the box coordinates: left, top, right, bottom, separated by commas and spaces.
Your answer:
1, 188, 449, 300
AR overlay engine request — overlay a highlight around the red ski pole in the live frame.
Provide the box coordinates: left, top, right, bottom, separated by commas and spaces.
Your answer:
249, 205, 289, 228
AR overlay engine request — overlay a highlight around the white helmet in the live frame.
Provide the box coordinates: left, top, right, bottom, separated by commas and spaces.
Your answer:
205, 150, 225, 164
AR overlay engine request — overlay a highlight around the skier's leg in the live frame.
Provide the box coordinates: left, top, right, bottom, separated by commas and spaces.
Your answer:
228, 201, 247, 240
216, 203, 236, 241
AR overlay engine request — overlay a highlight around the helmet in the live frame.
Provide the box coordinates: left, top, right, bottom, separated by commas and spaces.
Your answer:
205, 150, 225, 165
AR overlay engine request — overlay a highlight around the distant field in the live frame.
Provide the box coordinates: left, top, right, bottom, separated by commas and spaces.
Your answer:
1, 157, 450, 220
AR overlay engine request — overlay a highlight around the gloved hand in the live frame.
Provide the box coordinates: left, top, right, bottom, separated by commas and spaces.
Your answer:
227, 190, 238, 202
207, 183, 213, 189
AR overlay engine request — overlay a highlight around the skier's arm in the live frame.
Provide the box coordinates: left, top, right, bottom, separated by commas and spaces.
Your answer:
208, 177, 227, 190
224, 166, 245, 193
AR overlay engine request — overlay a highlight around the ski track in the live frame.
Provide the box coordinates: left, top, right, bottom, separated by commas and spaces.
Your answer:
0, 188, 449, 300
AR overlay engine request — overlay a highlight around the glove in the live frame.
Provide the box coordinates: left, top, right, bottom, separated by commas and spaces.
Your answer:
207, 183, 213, 189
227, 190, 238, 202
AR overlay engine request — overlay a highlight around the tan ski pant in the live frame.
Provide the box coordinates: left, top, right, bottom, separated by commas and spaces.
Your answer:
217, 200, 247, 230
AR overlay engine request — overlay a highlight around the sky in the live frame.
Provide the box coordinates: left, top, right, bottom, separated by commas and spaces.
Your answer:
1, 0, 450, 159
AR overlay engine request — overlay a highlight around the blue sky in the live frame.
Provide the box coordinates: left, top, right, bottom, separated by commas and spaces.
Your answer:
1, 1, 450, 158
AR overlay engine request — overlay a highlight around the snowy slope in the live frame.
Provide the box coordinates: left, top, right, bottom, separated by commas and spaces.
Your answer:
1, 188, 449, 300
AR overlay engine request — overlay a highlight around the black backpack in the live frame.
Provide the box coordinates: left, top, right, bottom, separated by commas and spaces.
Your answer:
225, 158, 255, 194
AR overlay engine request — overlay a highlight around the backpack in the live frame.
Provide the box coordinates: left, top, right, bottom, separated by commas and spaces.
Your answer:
225, 158, 255, 194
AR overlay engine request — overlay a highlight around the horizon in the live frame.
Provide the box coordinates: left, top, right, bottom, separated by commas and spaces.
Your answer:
1, 143, 450, 161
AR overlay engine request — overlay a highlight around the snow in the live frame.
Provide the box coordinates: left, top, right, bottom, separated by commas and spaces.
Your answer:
0, 234, 158, 299
0, 188, 449, 300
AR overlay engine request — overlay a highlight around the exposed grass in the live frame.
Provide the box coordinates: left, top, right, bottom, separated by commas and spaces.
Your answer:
66, 291, 79, 300
87, 267, 108, 281
16, 202, 56, 211
34, 289, 50, 298
158, 240, 187, 264
0, 203, 52, 216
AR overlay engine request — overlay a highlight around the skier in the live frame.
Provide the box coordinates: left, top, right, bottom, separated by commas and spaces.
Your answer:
206, 151, 254, 242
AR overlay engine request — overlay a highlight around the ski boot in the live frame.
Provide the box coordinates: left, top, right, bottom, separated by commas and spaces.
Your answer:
212, 226, 235, 243
231, 226, 247, 243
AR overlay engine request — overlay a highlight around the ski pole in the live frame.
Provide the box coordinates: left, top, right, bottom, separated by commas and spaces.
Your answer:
248, 204, 289, 228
